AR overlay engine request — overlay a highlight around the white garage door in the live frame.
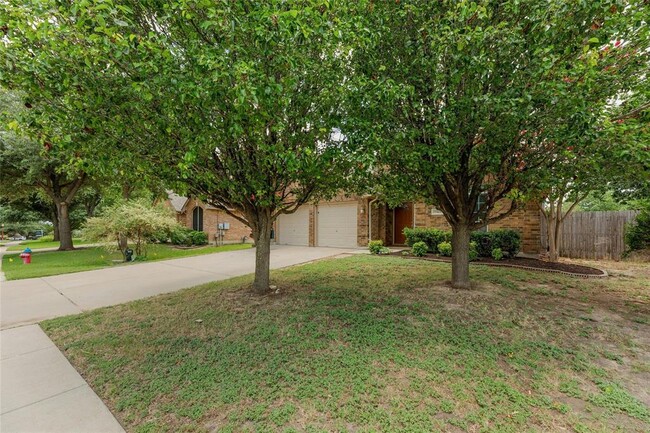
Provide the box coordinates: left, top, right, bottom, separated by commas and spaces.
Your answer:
277, 207, 310, 246
317, 202, 358, 248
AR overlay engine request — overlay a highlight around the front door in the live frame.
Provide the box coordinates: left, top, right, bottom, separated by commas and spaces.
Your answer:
393, 203, 413, 245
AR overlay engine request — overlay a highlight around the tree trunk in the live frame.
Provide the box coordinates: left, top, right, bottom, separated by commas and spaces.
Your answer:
118, 183, 131, 255
546, 201, 563, 262
57, 202, 74, 250
549, 214, 561, 262
252, 214, 273, 294
451, 223, 471, 289
51, 207, 60, 242
119, 234, 128, 254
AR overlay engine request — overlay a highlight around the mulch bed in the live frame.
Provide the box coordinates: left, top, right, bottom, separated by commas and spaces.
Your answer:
391, 251, 606, 277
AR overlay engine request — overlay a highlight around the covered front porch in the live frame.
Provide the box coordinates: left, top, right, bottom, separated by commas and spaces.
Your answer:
366, 201, 414, 247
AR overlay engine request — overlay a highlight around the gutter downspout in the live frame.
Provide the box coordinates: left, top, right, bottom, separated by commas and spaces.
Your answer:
368, 197, 378, 243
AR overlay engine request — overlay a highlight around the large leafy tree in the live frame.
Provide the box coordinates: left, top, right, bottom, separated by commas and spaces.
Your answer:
2, 1, 356, 293
349, 0, 649, 288
0, 132, 88, 250
0, 87, 98, 250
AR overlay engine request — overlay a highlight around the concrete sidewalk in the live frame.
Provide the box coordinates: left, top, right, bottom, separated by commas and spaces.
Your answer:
0, 325, 125, 432
0, 245, 352, 432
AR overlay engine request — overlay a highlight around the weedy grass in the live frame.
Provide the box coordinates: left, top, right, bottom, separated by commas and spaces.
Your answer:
3, 243, 251, 280
42, 255, 650, 432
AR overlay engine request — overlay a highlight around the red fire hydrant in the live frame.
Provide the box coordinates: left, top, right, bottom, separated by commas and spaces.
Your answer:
20, 248, 32, 264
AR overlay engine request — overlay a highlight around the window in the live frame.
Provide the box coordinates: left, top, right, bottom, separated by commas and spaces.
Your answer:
192, 206, 204, 232
475, 192, 488, 232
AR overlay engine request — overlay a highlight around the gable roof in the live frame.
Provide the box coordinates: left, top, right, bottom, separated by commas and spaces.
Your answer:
167, 191, 223, 212
167, 191, 189, 213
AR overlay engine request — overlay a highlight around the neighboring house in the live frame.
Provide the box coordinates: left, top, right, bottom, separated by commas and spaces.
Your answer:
275, 195, 541, 254
167, 192, 252, 245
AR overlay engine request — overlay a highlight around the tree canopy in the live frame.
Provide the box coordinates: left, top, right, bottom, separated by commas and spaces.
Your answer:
1, 0, 359, 292
347, 0, 650, 287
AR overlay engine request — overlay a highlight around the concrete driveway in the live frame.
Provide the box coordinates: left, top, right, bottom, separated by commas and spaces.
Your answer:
0, 245, 353, 432
1, 245, 353, 329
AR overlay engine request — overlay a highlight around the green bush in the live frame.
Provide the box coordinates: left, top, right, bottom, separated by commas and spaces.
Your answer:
170, 227, 207, 246
404, 227, 520, 257
469, 241, 478, 261
471, 229, 521, 257
411, 241, 428, 257
492, 247, 504, 261
438, 241, 452, 257
170, 227, 193, 246
492, 229, 521, 257
625, 209, 650, 251
189, 230, 208, 245
368, 240, 384, 254
470, 231, 494, 257
403, 228, 450, 253
149, 230, 171, 244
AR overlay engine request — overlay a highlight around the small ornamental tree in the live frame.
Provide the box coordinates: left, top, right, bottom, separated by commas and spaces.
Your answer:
536, 94, 650, 261
349, 0, 650, 288
84, 200, 178, 259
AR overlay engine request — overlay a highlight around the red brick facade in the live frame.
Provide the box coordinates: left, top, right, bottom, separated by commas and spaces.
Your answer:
177, 199, 252, 245
409, 200, 541, 254
170, 194, 541, 253
357, 198, 541, 254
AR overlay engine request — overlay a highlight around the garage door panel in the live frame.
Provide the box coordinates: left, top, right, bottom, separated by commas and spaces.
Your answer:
317, 203, 358, 248
277, 208, 309, 246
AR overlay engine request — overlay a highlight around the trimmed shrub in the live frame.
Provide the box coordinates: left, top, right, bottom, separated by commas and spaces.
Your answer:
625, 209, 650, 251
470, 229, 521, 258
411, 241, 428, 257
492, 247, 504, 261
368, 240, 384, 254
469, 241, 478, 261
404, 227, 520, 257
403, 228, 450, 253
170, 227, 208, 246
470, 231, 494, 257
438, 241, 452, 257
170, 227, 193, 246
189, 230, 208, 245
492, 229, 521, 257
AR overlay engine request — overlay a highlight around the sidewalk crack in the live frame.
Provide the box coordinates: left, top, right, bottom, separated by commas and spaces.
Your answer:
39, 279, 83, 312
0, 384, 87, 415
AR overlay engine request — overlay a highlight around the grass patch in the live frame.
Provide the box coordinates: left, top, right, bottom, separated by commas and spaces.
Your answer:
42, 256, 650, 432
2, 243, 251, 280
6, 238, 91, 251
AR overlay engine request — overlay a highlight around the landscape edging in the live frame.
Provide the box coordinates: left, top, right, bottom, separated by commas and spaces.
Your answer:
403, 256, 608, 278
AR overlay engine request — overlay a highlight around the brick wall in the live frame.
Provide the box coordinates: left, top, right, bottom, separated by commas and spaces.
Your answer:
178, 195, 540, 253
411, 200, 541, 254
489, 201, 541, 254
180, 199, 252, 245
414, 203, 450, 230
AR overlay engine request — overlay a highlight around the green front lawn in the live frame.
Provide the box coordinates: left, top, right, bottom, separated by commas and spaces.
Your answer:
43, 256, 650, 433
6, 238, 92, 251
2, 243, 252, 280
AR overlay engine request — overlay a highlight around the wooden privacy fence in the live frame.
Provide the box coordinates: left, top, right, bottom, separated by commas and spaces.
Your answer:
540, 210, 640, 260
